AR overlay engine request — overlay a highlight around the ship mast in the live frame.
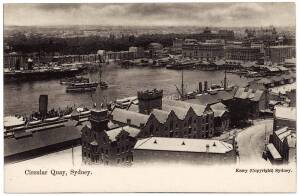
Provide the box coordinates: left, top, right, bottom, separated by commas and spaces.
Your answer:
224, 69, 227, 90
181, 69, 184, 99
98, 55, 102, 84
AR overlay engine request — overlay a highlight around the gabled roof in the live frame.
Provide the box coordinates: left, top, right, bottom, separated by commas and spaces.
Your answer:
274, 127, 296, 148
111, 108, 150, 128
151, 109, 171, 123
162, 98, 207, 116
106, 125, 141, 142
234, 87, 264, 101
161, 104, 188, 120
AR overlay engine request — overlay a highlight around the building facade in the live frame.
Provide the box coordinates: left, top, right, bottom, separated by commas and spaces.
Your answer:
81, 109, 140, 165
265, 45, 296, 63
225, 46, 263, 61
112, 89, 215, 139
182, 42, 224, 61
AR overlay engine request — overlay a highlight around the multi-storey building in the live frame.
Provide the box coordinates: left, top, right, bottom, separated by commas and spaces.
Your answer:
182, 42, 224, 61
267, 126, 296, 164
81, 109, 141, 165
111, 89, 215, 139
225, 46, 263, 61
264, 45, 296, 63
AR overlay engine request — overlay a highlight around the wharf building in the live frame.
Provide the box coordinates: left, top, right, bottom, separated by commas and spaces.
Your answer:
133, 137, 237, 165
111, 89, 215, 139
267, 126, 296, 164
182, 42, 224, 61
224, 46, 263, 62
264, 45, 296, 64
5, 125, 81, 163
266, 106, 296, 164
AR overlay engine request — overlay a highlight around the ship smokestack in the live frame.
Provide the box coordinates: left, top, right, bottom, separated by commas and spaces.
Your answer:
204, 81, 208, 92
198, 82, 203, 93
39, 95, 48, 117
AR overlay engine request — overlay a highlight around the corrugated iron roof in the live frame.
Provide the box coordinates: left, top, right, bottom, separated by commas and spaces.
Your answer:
134, 137, 233, 154
4, 126, 81, 157
112, 108, 150, 128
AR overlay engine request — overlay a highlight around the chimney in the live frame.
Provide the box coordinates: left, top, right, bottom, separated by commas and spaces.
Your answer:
39, 95, 48, 117
198, 82, 203, 93
204, 81, 208, 92
126, 118, 131, 125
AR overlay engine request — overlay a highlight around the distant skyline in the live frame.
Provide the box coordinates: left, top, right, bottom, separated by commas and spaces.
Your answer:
4, 3, 296, 27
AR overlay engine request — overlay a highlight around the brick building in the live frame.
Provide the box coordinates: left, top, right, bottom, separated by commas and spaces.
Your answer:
112, 89, 215, 139
81, 109, 141, 165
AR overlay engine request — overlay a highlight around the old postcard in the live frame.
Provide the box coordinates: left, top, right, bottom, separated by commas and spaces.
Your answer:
2, 1, 297, 193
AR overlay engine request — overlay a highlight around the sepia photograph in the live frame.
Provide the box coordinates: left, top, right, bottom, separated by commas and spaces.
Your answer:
2, 1, 297, 193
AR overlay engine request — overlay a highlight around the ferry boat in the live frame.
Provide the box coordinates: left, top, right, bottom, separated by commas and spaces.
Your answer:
60, 76, 89, 85
166, 60, 195, 70
66, 82, 98, 93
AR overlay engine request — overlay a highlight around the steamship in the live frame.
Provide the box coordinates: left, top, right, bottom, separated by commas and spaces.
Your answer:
4, 95, 91, 138
4, 59, 87, 82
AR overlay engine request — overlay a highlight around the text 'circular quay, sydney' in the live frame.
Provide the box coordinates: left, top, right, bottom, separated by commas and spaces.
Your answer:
3, 2, 296, 193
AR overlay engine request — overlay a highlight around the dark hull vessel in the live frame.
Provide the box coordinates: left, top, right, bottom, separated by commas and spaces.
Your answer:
4, 67, 86, 82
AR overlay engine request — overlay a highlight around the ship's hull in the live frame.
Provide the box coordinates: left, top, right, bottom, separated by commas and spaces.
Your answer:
4, 67, 87, 83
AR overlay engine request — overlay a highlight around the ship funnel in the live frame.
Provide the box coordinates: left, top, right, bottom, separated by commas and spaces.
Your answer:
198, 82, 203, 93
39, 95, 48, 117
204, 81, 208, 92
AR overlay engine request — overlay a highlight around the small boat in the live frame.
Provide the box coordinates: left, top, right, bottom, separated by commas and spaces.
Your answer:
28, 120, 42, 125
63, 114, 72, 119
80, 110, 91, 115
44, 116, 60, 122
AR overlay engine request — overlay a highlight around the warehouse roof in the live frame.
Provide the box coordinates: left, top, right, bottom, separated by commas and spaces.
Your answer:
4, 126, 81, 157
274, 106, 296, 121
112, 108, 150, 128
151, 109, 170, 123
134, 137, 233, 154
106, 125, 141, 142
162, 98, 207, 116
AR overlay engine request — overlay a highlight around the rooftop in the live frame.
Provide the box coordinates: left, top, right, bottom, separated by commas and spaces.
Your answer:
151, 109, 171, 123
162, 98, 207, 116
234, 87, 264, 101
134, 137, 233, 154
111, 108, 150, 128
106, 125, 141, 142
4, 126, 81, 157
274, 106, 296, 121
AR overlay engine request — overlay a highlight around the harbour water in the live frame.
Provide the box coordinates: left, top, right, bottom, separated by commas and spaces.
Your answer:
4, 64, 251, 115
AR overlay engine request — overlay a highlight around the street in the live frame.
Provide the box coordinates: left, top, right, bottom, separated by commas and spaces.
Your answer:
236, 119, 273, 165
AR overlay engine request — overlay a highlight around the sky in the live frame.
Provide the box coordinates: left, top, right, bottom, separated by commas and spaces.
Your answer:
4, 3, 296, 27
